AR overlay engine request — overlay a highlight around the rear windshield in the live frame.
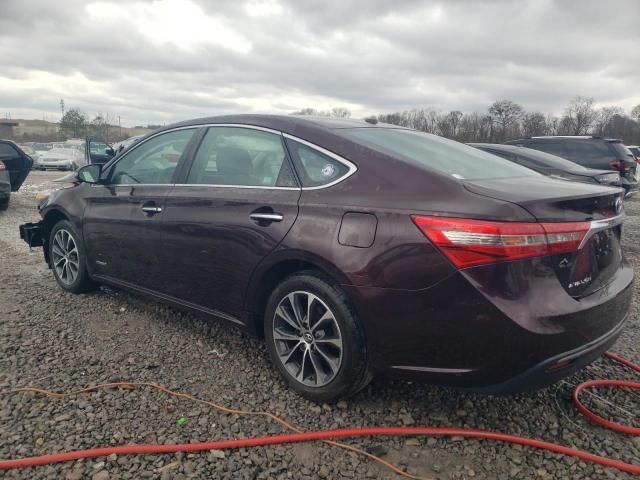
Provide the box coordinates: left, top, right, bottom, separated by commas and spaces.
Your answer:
340, 128, 539, 180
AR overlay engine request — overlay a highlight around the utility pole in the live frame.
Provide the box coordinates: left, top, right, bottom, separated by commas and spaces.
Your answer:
60, 99, 65, 117
118, 115, 122, 139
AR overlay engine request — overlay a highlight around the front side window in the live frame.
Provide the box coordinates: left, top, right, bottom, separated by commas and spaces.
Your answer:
187, 127, 296, 187
109, 129, 196, 185
285, 139, 351, 187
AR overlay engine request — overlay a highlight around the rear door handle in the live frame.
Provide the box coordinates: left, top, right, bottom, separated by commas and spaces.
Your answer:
142, 206, 162, 213
250, 213, 283, 222
141, 202, 163, 215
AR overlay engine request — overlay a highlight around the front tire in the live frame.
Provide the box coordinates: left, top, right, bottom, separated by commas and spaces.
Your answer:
0, 196, 8, 210
264, 272, 371, 402
49, 220, 96, 293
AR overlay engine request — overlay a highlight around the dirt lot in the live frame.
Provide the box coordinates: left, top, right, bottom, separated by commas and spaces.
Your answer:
1, 170, 638, 479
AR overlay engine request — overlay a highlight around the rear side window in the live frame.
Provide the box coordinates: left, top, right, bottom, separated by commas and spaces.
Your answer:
528, 142, 565, 157
0, 143, 19, 157
285, 138, 351, 187
564, 141, 615, 162
340, 128, 538, 180
187, 127, 297, 187
609, 142, 636, 160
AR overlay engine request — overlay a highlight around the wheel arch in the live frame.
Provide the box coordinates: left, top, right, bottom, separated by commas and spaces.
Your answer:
245, 251, 354, 337
41, 208, 71, 266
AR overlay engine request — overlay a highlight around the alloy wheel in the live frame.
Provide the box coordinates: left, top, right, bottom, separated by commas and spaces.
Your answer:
51, 229, 79, 286
272, 291, 343, 387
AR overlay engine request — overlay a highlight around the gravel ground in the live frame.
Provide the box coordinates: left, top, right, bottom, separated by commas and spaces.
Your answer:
0, 170, 638, 480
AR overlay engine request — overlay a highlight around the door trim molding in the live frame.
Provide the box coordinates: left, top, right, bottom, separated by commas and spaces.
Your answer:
92, 274, 246, 327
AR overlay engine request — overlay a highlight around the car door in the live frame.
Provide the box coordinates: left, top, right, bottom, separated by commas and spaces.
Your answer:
0, 142, 32, 191
83, 128, 199, 291
159, 125, 300, 321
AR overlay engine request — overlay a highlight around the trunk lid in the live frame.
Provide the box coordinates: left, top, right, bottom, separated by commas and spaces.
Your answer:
464, 176, 625, 298
464, 176, 623, 221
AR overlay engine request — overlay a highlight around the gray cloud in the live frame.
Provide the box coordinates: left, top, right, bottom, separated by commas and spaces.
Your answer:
1, 0, 639, 126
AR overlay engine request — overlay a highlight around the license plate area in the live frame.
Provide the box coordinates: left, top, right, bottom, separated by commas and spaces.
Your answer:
19, 222, 45, 247
551, 226, 622, 298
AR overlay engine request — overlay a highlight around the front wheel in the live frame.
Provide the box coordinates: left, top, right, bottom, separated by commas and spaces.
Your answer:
49, 220, 96, 293
0, 196, 9, 210
264, 272, 371, 402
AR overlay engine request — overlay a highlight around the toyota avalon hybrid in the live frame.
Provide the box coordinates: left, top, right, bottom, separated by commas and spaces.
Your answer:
20, 115, 632, 402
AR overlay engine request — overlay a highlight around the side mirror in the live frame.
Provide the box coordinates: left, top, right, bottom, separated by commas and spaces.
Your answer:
76, 164, 102, 184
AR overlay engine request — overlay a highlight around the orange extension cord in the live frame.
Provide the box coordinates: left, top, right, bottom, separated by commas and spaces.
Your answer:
0, 351, 638, 477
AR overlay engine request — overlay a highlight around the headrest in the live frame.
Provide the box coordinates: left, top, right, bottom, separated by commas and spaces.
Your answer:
216, 146, 252, 176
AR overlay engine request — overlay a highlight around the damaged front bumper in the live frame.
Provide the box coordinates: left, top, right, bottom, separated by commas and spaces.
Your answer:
19, 221, 45, 248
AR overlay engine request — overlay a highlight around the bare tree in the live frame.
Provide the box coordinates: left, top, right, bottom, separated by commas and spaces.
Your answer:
563, 96, 597, 135
90, 113, 115, 143
377, 98, 640, 144
488, 100, 523, 141
331, 107, 351, 118
594, 106, 624, 135
59, 108, 88, 138
448, 110, 463, 138
545, 114, 560, 136
291, 107, 330, 116
521, 112, 547, 137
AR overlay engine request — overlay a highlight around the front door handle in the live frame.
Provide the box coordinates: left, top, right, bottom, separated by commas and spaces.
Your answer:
142, 206, 162, 213
141, 202, 163, 215
250, 212, 283, 223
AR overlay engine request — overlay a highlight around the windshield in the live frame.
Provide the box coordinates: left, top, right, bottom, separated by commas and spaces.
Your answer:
340, 128, 539, 180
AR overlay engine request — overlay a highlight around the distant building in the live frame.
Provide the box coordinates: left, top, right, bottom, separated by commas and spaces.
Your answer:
0, 121, 18, 138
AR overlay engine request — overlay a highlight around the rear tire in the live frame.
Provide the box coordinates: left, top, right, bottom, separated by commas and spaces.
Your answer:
0, 196, 8, 210
49, 220, 97, 293
264, 271, 371, 402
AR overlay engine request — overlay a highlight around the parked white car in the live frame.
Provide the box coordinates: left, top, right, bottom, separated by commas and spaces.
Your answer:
35, 146, 84, 171
18, 145, 40, 161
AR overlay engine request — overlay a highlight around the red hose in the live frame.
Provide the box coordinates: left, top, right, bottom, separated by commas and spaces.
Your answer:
1, 351, 638, 475
0, 426, 639, 474
571, 352, 640, 435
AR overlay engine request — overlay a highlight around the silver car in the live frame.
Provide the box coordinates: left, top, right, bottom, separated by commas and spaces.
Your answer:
36, 146, 83, 170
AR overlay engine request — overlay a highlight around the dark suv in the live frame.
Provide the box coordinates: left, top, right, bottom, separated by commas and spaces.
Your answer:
505, 136, 638, 196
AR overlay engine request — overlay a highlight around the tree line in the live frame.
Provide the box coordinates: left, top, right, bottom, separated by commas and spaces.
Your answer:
294, 97, 640, 145
57, 108, 130, 143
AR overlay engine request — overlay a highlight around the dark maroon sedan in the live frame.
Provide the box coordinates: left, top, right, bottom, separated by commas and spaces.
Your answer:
20, 115, 632, 402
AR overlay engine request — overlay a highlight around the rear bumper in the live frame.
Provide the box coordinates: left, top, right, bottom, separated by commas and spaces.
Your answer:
471, 311, 627, 394
351, 255, 633, 391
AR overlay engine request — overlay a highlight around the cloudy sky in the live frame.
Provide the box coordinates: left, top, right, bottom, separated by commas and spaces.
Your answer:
1, 0, 639, 126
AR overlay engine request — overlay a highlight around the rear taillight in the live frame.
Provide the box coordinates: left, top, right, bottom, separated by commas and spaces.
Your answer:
609, 160, 632, 172
412, 216, 590, 268
0, 161, 5, 170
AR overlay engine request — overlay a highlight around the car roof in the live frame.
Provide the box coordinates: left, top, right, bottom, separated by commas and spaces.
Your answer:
158, 114, 395, 135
